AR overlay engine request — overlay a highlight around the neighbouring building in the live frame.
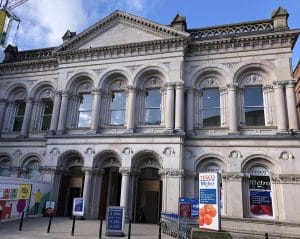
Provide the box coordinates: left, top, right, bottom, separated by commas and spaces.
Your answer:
294, 61, 300, 126
0, 7, 300, 238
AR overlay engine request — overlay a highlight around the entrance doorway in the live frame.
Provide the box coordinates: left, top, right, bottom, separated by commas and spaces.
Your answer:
99, 166, 122, 219
135, 168, 162, 223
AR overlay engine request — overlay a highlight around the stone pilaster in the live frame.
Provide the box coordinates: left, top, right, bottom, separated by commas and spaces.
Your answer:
285, 81, 299, 131
165, 84, 175, 131
175, 83, 184, 131
126, 86, 136, 132
274, 82, 288, 132
90, 88, 102, 132
20, 97, 34, 137
57, 91, 69, 133
186, 88, 194, 133
50, 91, 62, 133
227, 84, 238, 133
119, 167, 131, 216
82, 167, 93, 217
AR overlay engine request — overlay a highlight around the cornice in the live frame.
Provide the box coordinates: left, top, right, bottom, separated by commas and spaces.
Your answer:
187, 30, 299, 56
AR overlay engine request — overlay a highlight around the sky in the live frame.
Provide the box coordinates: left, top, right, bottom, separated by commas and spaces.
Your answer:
3, 0, 300, 69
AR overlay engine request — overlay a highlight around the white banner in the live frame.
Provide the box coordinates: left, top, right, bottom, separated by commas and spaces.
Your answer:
199, 172, 220, 231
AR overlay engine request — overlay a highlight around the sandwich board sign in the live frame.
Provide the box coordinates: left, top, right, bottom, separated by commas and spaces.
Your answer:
45, 201, 55, 215
199, 172, 220, 231
72, 198, 84, 217
106, 206, 125, 236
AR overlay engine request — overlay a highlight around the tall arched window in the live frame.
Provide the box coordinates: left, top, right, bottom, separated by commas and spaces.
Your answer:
0, 157, 11, 177
26, 159, 41, 180
248, 165, 273, 219
110, 91, 126, 125
78, 93, 93, 127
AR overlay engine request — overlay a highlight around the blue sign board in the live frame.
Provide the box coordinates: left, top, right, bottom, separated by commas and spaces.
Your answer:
179, 197, 199, 218
106, 206, 125, 236
72, 198, 84, 216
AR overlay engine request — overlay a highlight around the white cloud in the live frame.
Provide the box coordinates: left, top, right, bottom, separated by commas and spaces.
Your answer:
8, 0, 160, 50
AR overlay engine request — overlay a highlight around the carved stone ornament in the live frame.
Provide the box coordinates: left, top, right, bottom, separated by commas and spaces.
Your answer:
40, 166, 56, 173
279, 151, 294, 160
40, 89, 52, 98
144, 77, 162, 88
228, 150, 243, 159
78, 82, 92, 92
241, 74, 264, 86
185, 149, 196, 160
13, 149, 22, 157
199, 77, 219, 88
122, 147, 133, 155
222, 172, 245, 181
50, 148, 60, 156
85, 147, 95, 155
271, 174, 300, 184
102, 158, 121, 168
14, 91, 26, 100
159, 169, 184, 177
93, 68, 105, 76
119, 167, 131, 176
110, 80, 126, 90
162, 147, 175, 156
82, 167, 94, 175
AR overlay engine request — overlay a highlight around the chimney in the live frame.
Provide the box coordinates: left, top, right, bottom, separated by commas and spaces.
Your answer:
170, 14, 187, 32
272, 7, 289, 30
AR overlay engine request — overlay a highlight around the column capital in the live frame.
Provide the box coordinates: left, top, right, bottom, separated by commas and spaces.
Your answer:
119, 167, 131, 176
165, 83, 175, 89
222, 172, 245, 181
92, 88, 103, 95
185, 87, 194, 94
0, 98, 8, 104
227, 83, 238, 90
82, 167, 94, 175
175, 82, 184, 89
263, 85, 273, 91
25, 97, 35, 103
62, 91, 70, 97
286, 80, 296, 88
273, 81, 285, 88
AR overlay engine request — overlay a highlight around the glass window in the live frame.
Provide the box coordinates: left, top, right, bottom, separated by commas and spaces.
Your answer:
78, 94, 93, 127
0, 159, 11, 177
110, 92, 126, 125
244, 86, 265, 126
27, 161, 40, 180
248, 166, 273, 219
145, 89, 161, 125
13, 101, 26, 131
202, 89, 220, 127
41, 100, 53, 131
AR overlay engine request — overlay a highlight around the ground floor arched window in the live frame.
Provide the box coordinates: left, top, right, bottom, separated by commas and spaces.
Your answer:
248, 165, 273, 219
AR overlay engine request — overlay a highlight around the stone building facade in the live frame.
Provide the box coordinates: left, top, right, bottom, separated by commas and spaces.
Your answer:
0, 7, 300, 237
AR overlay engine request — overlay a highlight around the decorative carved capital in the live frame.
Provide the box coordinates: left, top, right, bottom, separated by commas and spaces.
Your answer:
162, 147, 175, 156
222, 172, 245, 181
286, 80, 296, 89
227, 83, 238, 90
273, 81, 285, 88
82, 167, 93, 175
92, 88, 103, 95
119, 167, 131, 176
271, 174, 300, 184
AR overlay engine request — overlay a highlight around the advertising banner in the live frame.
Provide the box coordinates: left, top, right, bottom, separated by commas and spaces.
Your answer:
45, 201, 55, 215
179, 198, 199, 218
106, 206, 125, 236
199, 172, 220, 231
72, 198, 84, 217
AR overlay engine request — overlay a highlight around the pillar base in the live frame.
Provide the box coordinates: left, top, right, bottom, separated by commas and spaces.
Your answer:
164, 128, 174, 133
228, 131, 240, 136
124, 128, 134, 134
17, 134, 27, 138
88, 129, 98, 134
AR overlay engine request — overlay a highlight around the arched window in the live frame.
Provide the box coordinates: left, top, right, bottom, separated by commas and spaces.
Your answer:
110, 91, 126, 125
248, 165, 273, 219
26, 160, 41, 180
3, 87, 28, 132
67, 81, 93, 129
0, 157, 11, 177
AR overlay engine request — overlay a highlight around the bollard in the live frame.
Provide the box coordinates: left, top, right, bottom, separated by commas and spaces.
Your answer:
19, 211, 24, 231
158, 221, 161, 239
71, 216, 76, 236
47, 215, 53, 233
265, 233, 269, 239
128, 219, 132, 239
99, 218, 103, 239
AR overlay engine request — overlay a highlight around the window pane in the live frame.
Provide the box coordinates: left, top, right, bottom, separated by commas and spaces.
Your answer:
244, 87, 263, 107
145, 90, 161, 108
16, 101, 26, 116
43, 100, 53, 114
0, 168, 10, 177
244, 86, 265, 126
78, 112, 92, 127
79, 94, 93, 111
41, 116, 52, 131
145, 109, 161, 125
13, 117, 23, 131
111, 92, 126, 110
111, 110, 125, 125
203, 109, 220, 127
203, 89, 220, 108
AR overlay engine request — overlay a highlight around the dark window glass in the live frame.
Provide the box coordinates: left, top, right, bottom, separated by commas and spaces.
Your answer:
110, 92, 126, 125
244, 87, 265, 126
145, 89, 161, 125
13, 101, 26, 131
78, 94, 93, 127
202, 89, 220, 127
41, 100, 53, 131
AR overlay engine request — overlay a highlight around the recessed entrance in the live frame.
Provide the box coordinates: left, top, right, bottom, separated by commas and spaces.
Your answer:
135, 167, 162, 223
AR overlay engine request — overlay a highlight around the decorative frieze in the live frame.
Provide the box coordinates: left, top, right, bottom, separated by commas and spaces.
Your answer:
222, 172, 245, 181
159, 169, 184, 177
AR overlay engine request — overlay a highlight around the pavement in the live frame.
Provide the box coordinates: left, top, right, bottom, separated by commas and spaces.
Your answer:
0, 216, 174, 239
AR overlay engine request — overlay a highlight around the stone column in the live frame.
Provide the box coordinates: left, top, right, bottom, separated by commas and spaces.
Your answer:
165, 84, 175, 131
126, 86, 136, 132
175, 83, 184, 131
120, 168, 130, 215
90, 89, 102, 132
20, 97, 34, 137
57, 91, 69, 133
82, 167, 93, 218
49, 169, 64, 202
0, 99, 7, 131
50, 91, 62, 133
285, 81, 299, 130
90, 169, 104, 219
227, 84, 238, 133
274, 82, 288, 132
186, 88, 194, 133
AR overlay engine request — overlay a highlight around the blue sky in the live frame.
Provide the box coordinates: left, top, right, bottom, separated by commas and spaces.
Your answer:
5, 0, 300, 68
